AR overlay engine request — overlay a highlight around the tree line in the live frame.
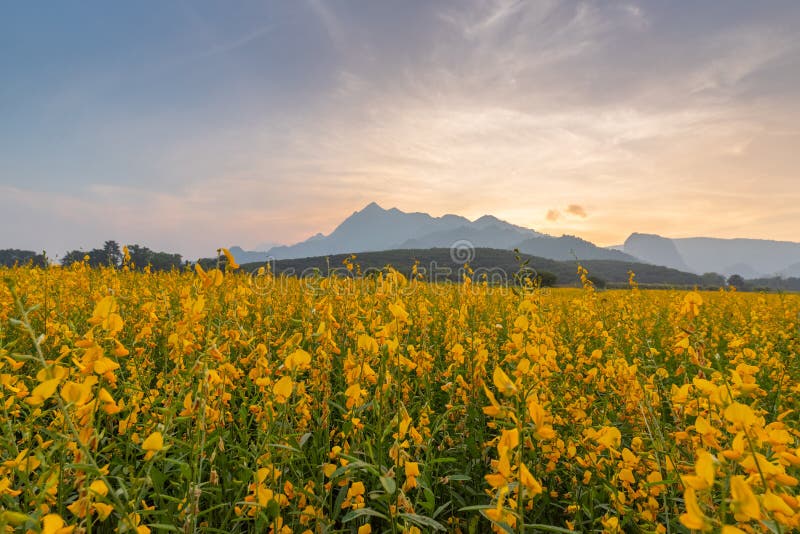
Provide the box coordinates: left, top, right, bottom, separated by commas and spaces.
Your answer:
0, 241, 184, 271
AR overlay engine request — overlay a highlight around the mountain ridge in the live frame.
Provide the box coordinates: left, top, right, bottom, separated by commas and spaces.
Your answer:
620, 233, 800, 277
229, 203, 800, 277
232, 202, 632, 264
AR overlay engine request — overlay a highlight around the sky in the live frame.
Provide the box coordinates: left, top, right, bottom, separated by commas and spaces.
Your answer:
1, 1, 799, 260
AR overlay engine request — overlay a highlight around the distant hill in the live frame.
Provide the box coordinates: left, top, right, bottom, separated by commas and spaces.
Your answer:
623, 233, 691, 272
517, 235, 639, 262
254, 202, 544, 261
230, 202, 637, 265
227, 246, 276, 265
621, 233, 800, 277
780, 261, 800, 278
240, 248, 705, 288
228, 203, 800, 283
397, 222, 534, 250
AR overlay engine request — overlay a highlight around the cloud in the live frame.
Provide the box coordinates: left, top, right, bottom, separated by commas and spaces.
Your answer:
3, 2, 800, 254
565, 204, 587, 218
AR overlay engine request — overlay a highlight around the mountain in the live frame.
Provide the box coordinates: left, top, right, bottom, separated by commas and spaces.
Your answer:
233, 202, 546, 262
623, 233, 691, 272
398, 223, 536, 249
229, 203, 800, 277
235, 202, 637, 263
254, 241, 281, 251
227, 246, 278, 265
517, 235, 639, 262
621, 233, 800, 277
780, 261, 800, 278
672, 237, 800, 277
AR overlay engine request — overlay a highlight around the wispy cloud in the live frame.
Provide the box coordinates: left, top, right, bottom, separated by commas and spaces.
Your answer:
200, 24, 276, 58
546, 209, 560, 222
306, 0, 348, 52
565, 204, 587, 218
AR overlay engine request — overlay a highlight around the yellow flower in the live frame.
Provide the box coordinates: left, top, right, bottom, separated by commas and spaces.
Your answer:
322, 463, 337, 478
527, 398, 556, 440
0, 477, 22, 497
388, 301, 410, 324
724, 402, 757, 427
679, 487, 712, 532
26, 377, 60, 406
273, 375, 294, 403
348, 481, 365, 497
730, 475, 760, 521
344, 481, 367, 509
61, 380, 94, 405
89, 295, 124, 334
93, 355, 120, 375
683, 450, 715, 490
601, 515, 619, 533
404, 461, 420, 490
345, 383, 366, 409
284, 348, 312, 371
519, 462, 542, 496
142, 431, 164, 461
493, 366, 517, 396
404, 461, 420, 478
94, 502, 114, 520
594, 426, 622, 449
357, 334, 379, 354
88, 479, 109, 497
762, 491, 794, 516
483, 385, 504, 417
498, 428, 519, 451
221, 248, 239, 270
41, 514, 75, 534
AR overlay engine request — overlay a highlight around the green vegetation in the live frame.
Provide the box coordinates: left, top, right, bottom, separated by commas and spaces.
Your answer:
59, 241, 184, 271
240, 248, 706, 288
0, 249, 47, 268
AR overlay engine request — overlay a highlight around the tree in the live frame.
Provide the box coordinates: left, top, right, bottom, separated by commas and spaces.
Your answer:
727, 274, 746, 290
536, 271, 558, 287
61, 250, 87, 266
102, 240, 122, 267
701, 272, 726, 288
124, 244, 182, 271
0, 249, 47, 267
588, 275, 607, 289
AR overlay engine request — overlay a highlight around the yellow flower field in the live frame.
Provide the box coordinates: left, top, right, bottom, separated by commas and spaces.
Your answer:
1, 260, 799, 533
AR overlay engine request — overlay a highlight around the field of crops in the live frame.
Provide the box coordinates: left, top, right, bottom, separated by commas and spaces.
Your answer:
1, 258, 799, 533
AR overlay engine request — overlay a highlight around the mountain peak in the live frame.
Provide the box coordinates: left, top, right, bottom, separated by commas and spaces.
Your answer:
360, 201, 386, 213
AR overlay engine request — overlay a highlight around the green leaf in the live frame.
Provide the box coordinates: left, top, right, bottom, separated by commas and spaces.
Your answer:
264, 499, 280, 521
432, 500, 452, 519
458, 505, 495, 512
429, 457, 457, 464
146, 524, 181, 532
341, 508, 389, 523
266, 443, 301, 454
523, 525, 578, 533
481, 513, 515, 534
379, 475, 396, 495
399, 513, 447, 531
